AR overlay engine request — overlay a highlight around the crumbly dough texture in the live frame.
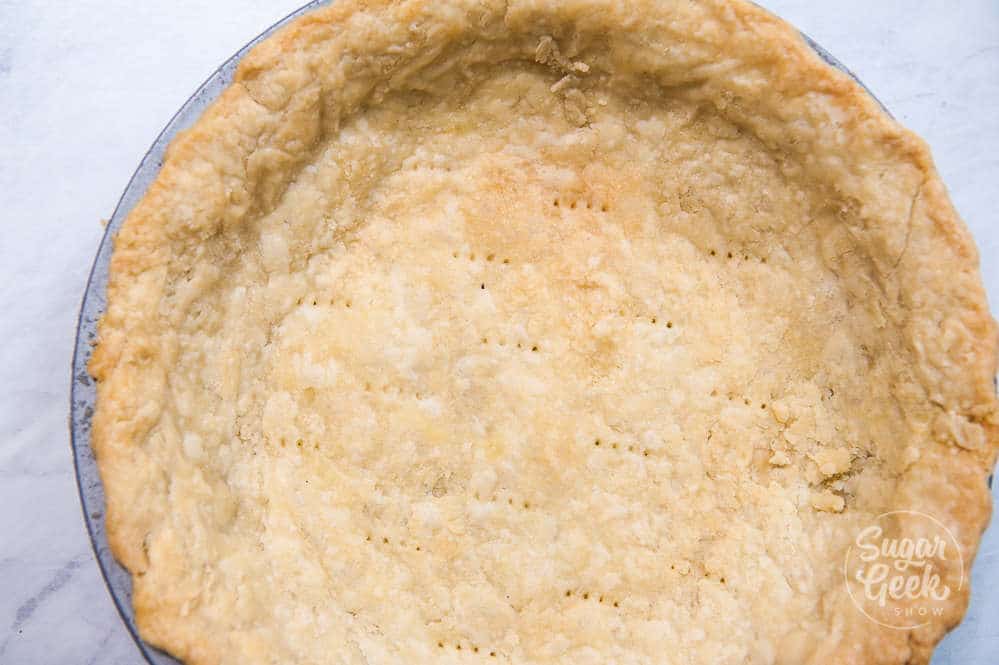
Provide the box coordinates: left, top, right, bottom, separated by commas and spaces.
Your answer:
90, 1, 999, 664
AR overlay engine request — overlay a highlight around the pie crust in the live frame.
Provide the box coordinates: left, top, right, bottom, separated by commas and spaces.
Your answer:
90, 1, 999, 664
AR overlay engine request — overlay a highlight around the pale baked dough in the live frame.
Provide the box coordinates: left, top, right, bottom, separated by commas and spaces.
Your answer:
90, 1, 999, 664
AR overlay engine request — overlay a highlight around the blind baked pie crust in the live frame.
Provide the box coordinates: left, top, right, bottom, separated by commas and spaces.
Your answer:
90, 1, 999, 664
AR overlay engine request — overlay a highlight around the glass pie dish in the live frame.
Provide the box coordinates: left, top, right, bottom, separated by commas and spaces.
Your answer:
71, 3, 994, 664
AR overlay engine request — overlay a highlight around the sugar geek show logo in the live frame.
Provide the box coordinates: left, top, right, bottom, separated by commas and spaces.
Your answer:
843, 510, 963, 629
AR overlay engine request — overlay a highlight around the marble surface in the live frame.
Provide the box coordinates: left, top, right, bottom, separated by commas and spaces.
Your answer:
0, 1, 996, 663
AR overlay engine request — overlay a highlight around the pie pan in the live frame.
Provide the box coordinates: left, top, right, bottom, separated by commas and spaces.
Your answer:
69, 2, 992, 664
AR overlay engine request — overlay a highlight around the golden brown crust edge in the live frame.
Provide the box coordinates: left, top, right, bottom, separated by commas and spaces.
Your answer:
88, 1, 999, 663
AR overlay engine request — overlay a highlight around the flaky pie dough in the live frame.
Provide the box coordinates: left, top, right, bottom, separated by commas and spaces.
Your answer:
90, 1, 999, 664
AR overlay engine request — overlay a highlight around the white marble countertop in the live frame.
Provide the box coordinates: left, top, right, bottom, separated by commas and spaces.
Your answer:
0, 1, 996, 663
